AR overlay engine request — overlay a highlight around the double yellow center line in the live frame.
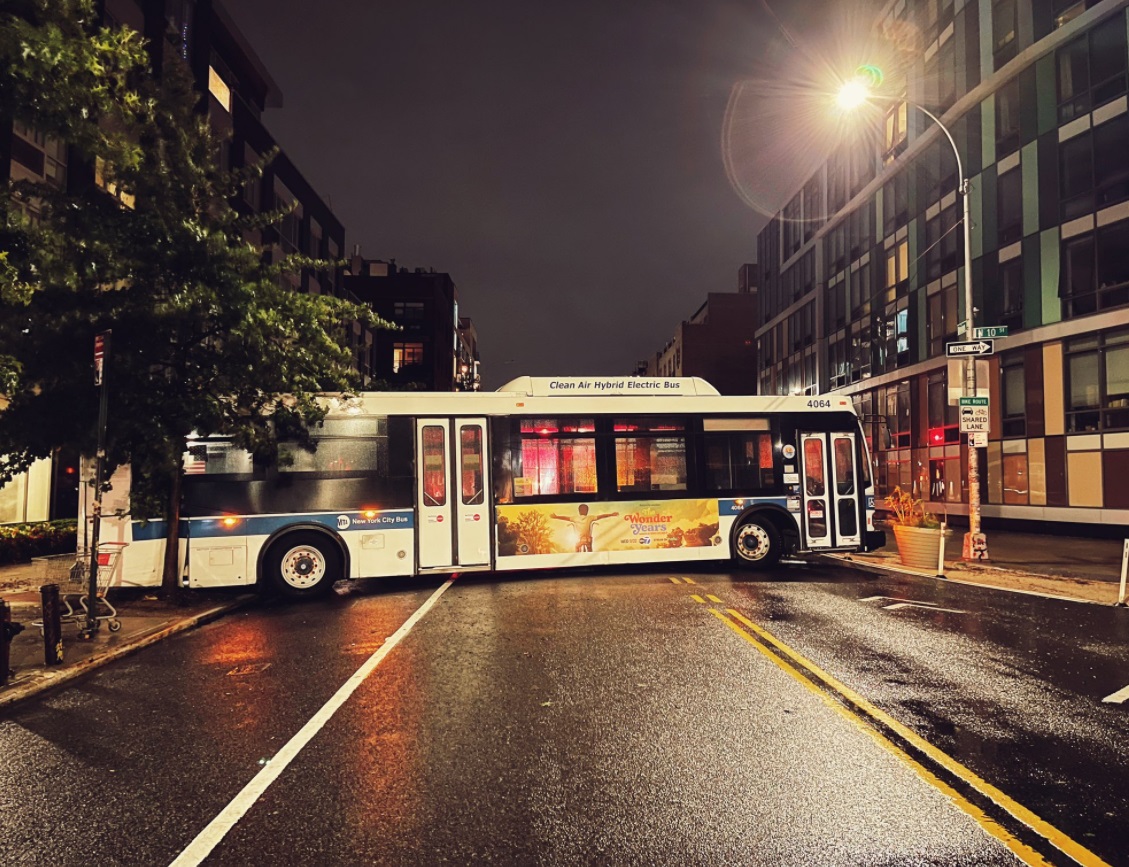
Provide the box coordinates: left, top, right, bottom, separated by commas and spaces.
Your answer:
670, 577, 1111, 867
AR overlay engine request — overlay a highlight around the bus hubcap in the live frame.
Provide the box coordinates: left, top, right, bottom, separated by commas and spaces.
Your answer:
737, 524, 770, 561
281, 546, 325, 589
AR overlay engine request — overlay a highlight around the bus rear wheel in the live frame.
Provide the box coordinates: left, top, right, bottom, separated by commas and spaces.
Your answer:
732, 517, 782, 569
264, 532, 342, 598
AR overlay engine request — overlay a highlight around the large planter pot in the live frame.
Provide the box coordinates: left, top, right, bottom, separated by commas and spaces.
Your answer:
892, 524, 947, 571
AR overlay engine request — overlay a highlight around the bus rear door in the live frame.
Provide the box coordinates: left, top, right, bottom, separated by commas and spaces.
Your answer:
415, 418, 491, 570
799, 431, 862, 550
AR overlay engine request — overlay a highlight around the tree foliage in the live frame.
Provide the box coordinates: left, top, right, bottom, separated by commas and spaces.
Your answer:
0, 1, 388, 589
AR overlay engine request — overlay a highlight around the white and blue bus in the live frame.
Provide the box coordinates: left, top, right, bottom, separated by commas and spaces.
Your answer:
82, 377, 886, 597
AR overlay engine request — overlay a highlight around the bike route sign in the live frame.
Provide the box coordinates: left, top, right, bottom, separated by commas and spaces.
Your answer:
959, 396, 990, 433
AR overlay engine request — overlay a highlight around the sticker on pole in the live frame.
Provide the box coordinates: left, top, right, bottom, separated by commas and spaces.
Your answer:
94, 333, 106, 386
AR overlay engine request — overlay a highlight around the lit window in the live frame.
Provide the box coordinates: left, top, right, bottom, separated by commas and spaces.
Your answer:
392, 342, 424, 372
209, 66, 232, 113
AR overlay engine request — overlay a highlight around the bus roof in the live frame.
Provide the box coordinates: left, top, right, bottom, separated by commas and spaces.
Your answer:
327, 378, 857, 417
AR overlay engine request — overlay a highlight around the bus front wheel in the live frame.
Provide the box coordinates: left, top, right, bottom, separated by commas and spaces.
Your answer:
264, 532, 342, 598
732, 517, 782, 569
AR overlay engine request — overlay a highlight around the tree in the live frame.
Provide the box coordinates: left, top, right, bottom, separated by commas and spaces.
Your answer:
0, 1, 387, 597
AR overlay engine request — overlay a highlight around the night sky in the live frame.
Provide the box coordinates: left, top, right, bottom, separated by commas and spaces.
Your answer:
226, 0, 863, 389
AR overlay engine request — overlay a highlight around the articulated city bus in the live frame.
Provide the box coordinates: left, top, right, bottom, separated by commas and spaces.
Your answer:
83, 377, 886, 597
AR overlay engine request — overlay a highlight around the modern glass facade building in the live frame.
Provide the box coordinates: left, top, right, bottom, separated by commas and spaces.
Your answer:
755, 0, 1129, 528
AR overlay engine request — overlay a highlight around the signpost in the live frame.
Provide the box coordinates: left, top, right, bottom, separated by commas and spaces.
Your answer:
84, 330, 111, 639
947, 340, 995, 358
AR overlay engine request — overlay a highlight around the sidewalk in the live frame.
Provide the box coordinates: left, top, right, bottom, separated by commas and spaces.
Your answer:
1, 559, 253, 711
834, 524, 1128, 606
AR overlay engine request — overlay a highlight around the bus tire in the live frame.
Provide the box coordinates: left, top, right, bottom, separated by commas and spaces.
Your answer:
732, 516, 782, 569
263, 532, 342, 598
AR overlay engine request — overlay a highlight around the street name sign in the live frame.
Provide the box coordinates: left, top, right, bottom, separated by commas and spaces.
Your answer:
947, 339, 995, 357
972, 326, 1009, 339
959, 396, 990, 433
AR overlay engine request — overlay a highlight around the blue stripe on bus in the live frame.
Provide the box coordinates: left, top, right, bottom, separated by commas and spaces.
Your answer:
131, 510, 414, 540
718, 497, 790, 514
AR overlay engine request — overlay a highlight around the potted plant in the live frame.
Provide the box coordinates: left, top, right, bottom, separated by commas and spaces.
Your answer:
883, 486, 947, 571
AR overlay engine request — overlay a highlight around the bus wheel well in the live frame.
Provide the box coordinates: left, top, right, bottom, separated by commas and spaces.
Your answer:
258, 525, 349, 597
730, 507, 794, 569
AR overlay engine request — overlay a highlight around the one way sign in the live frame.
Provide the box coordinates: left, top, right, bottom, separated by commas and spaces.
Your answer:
946, 339, 995, 357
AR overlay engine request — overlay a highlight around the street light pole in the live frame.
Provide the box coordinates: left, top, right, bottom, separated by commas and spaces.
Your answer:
837, 79, 989, 560
910, 103, 987, 560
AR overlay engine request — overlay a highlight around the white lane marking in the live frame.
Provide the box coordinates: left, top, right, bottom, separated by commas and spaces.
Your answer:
169, 577, 457, 867
883, 602, 967, 614
1102, 684, 1129, 704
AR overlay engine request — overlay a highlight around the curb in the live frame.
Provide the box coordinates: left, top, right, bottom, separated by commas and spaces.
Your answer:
0, 594, 257, 712
822, 553, 1113, 606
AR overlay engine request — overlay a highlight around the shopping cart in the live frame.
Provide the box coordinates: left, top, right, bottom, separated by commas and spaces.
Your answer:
38, 542, 126, 634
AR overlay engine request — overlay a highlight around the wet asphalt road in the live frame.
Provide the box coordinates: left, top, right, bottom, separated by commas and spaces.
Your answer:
2, 562, 1128, 866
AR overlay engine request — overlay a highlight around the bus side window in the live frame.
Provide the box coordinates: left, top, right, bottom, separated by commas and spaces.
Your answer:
491, 419, 515, 503
703, 432, 774, 491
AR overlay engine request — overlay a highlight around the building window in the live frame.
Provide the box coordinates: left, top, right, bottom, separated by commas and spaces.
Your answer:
208, 66, 232, 113
997, 168, 1022, 246
1065, 327, 1129, 432
884, 238, 909, 301
993, 0, 1018, 70
393, 301, 426, 324
1057, 17, 1128, 124
242, 145, 261, 210
882, 300, 910, 369
1001, 352, 1027, 437
928, 281, 959, 357
883, 172, 909, 235
308, 217, 323, 258
925, 202, 960, 281
827, 280, 847, 332
923, 0, 955, 40
1059, 115, 1129, 220
1060, 219, 1129, 317
851, 319, 872, 382
999, 256, 1024, 330
802, 173, 823, 242
995, 78, 1021, 157
850, 261, 871, 319
884, 100, 908, 164
927, 373, 959, 444
828, 332, 849, 389
274, 180, 301, 252
937, 37, 957, 110
783, 193, 802, 258
392, 342, 424, 373
1054, 0, 1099, 29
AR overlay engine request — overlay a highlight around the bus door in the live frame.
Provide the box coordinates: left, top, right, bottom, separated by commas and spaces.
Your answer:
799, 431, 862, 550
415, 418, 491, 570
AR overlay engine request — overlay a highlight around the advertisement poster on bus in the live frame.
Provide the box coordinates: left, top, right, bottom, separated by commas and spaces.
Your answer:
496, 499, 721, 556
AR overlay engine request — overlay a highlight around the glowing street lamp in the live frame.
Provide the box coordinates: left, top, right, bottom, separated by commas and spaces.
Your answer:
836, 69, 989, 562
